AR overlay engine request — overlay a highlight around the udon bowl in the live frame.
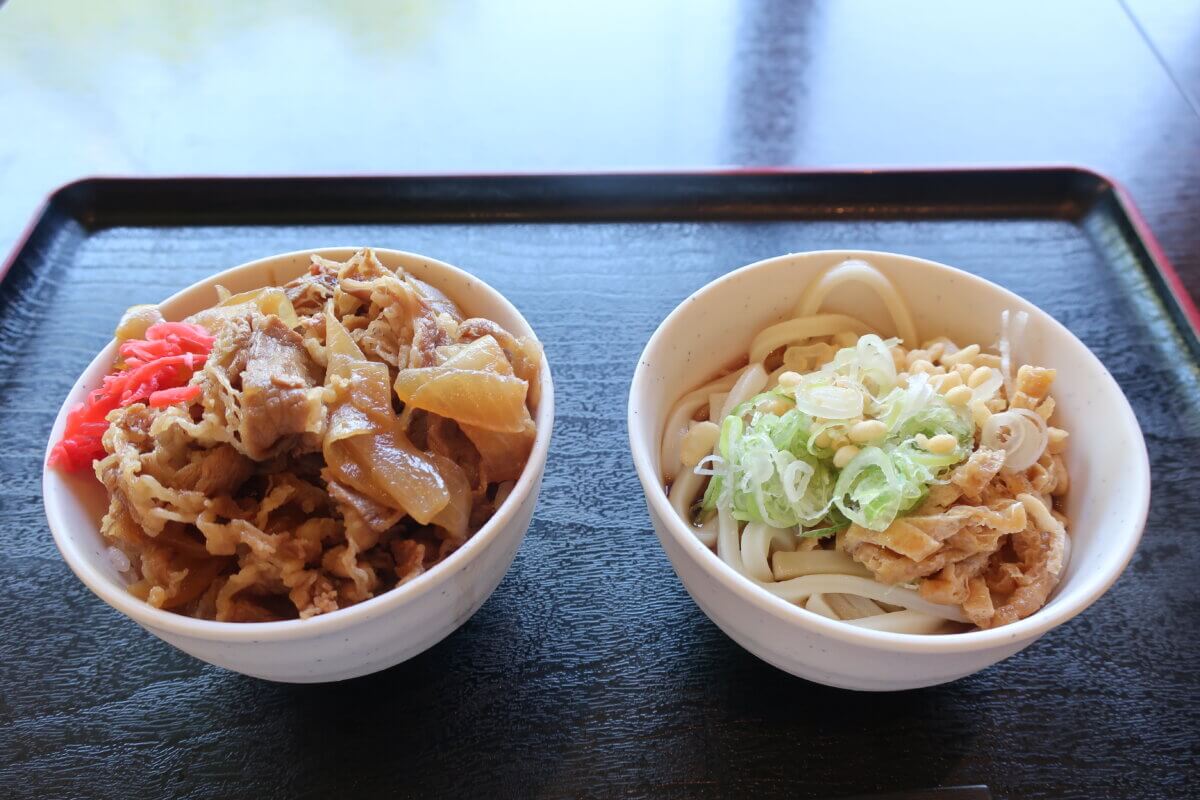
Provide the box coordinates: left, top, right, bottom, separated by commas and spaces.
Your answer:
43, 247, 554, 683
628, 250, 1148, 691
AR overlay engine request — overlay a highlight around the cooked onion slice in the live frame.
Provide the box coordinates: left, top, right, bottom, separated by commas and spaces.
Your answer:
980, 408, 1048, 472
324, 311, 450, 524
794, 374, 864, 419
394, 367, 530, 433
998, 309, 1029, 400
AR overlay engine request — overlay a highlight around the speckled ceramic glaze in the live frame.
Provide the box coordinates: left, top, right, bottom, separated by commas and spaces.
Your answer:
628, 250, 1149, 690
43, 248, 554, 682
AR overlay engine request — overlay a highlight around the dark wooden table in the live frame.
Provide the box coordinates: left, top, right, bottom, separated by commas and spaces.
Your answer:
2, 2, 1198, 799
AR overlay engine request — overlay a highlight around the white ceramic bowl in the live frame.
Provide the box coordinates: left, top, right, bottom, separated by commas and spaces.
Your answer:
628, 250, 1149, 691
44, 247, 554, 683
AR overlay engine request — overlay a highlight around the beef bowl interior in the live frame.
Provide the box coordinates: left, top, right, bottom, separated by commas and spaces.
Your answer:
43, 247, 554, 683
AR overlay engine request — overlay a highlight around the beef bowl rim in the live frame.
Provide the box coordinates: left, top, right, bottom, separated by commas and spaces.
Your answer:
628, 248, 1149, 655
43, 246, 554, 642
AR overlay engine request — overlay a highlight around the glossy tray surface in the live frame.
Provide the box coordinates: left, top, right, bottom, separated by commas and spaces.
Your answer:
3, 171, 1194, 800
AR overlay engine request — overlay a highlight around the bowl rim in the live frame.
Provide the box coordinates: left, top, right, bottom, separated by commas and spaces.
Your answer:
43, 246, 554, 642
628, 248, 1150, 655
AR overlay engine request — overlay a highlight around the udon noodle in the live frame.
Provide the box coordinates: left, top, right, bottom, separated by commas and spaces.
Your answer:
663, 259, 1070, 633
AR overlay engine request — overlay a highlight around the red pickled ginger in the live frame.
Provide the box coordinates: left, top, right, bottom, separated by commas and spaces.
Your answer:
49, 321, 214, 472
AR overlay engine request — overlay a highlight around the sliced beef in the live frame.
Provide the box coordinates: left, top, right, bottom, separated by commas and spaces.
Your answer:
238, 315, 323, 459
171, 443, 255, 496
326, 476, 404, 534
284, 262, 340, 315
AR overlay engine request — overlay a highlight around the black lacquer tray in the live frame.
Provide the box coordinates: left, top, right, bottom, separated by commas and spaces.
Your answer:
3, 170, 1195, 800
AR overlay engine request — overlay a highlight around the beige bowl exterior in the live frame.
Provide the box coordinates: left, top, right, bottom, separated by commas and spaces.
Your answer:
628, 250, 1148, 691
43, 248, 553, 683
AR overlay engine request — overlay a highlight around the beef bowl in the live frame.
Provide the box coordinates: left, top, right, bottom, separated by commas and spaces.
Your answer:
43, 247, 553, 682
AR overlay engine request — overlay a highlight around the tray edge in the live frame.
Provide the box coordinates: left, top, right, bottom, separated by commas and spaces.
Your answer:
4, 167, 1196, 352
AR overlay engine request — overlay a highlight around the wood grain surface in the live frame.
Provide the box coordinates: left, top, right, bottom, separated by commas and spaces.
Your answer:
1, 174, 1196, 799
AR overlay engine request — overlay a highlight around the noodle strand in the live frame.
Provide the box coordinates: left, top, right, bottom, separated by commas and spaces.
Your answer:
747, 314, 869, 365
717, 363, 768, 421
740, 522, 795, 583
716, 507, 744, 574
659, 366, 746, 480
847, 610, 949, 634
795, 259, 919, 345
760, 575, 969, 623
805, 593, 839, 620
